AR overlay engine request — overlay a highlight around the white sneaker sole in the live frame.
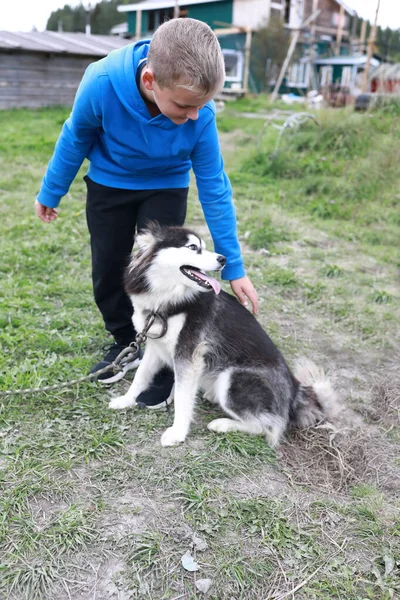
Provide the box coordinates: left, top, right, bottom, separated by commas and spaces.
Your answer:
140, 393, 174, 410
99, 357, 141, 384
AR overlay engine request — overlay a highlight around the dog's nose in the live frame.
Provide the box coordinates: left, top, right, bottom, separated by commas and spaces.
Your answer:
217, 255, 226, 266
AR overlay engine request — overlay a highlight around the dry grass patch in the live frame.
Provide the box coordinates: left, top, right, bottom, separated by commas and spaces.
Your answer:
361, 379, 400, 427
279, 424, 400, 494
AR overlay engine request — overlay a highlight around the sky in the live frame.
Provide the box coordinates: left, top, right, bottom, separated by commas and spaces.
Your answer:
0, 0, 399, 33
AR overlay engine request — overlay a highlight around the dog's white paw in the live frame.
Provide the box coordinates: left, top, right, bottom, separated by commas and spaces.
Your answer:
108, 395, 136, 410
161, 427, 186, 447
207, 418, 238, 433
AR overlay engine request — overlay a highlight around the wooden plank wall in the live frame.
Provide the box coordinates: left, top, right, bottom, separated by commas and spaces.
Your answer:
304, 0, 351, 37
0, 52, 98, 110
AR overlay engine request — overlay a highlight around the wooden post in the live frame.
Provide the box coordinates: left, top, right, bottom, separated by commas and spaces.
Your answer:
335, 4, 345, 56
359, 18, 367, 54
350, 11, 358, 53
271, 9, 320, 103
270, 30, 300, 102
242, 27, 252, 94
307, 0, 319, 90
136, 10, 142, 38
361, 0, 380, 93
85, 2, 91, 36
174, 0, 180, 19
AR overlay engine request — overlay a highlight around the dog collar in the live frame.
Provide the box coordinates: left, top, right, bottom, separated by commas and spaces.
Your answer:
135, 311, 168, 345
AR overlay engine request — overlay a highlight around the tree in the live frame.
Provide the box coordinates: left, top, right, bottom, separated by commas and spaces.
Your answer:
355, 18, 400, 62
46, 0, 136, 35
250, 16, 292, 92
47, 4, 85, 32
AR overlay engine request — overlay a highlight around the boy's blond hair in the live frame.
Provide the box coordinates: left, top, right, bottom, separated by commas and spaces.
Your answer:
147, 18, 225, 95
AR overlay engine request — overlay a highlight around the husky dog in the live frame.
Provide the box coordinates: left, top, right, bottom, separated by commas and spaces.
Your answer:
109, 224, 338, 447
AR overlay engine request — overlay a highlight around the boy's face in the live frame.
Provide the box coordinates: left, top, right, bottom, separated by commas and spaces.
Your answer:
142, 69, 215, 125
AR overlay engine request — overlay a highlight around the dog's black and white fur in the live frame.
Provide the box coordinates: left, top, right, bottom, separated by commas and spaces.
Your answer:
109, 224, 338, 447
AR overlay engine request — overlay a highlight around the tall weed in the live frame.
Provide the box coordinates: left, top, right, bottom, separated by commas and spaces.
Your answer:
250, 108, 399, 223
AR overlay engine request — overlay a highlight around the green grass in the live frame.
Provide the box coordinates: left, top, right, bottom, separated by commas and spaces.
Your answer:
219, 103, 400, 266
0, 101, 399, 598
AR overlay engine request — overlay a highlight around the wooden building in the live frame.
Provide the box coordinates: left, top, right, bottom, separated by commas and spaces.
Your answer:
117, 0, 356, 41
275, 0, 358, 92
118, 0, 271, 37
282, 0, 356, 42
370, 63, 400, 95
0, 31, 131, 110
116, 0, 358, 93
117, 0, 272, 92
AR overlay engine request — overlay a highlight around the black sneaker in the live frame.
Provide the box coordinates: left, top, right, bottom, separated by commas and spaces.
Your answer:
136, 367, 174, 410
90, 343, 142, 384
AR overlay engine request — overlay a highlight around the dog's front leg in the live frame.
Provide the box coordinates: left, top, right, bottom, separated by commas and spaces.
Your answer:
109, 347, 163, 410
160, 360, 201, 447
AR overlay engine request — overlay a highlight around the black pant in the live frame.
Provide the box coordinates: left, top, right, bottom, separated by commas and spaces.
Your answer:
85, 176, 188, 345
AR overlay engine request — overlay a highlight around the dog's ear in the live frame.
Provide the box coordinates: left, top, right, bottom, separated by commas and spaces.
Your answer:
136, 221, 163, 250
146, 220, 162, 237
135, 230, 156, 250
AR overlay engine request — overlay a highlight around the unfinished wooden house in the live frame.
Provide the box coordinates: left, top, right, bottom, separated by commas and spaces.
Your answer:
115, 0, 358, 93
277, 0, 358, 92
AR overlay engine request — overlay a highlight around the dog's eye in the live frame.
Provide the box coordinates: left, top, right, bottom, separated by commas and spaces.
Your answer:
187, 244, 198, 252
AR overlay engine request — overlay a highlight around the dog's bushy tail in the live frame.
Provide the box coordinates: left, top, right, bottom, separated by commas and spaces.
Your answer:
290, 358, 340, 429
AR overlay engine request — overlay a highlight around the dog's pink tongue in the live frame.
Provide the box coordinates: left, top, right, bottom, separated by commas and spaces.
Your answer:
195, 271, 221, 294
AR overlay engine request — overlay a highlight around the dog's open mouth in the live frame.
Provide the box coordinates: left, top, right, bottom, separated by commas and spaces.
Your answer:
180, 266, 221, 294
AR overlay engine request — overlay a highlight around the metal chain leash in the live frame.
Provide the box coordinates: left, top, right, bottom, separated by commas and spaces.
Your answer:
0, 311, 168, 398
0, 344, 141, 398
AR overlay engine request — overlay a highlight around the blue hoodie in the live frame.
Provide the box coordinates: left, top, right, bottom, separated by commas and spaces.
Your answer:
37, 40, 245, 280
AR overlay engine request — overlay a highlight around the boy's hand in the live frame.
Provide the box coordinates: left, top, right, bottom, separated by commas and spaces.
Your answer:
230, 276, 259, 315
35, 199, 58, 223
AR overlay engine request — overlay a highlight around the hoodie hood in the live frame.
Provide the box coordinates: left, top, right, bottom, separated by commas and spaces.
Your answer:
105, 40, 177, 130
37, 37, 244, 281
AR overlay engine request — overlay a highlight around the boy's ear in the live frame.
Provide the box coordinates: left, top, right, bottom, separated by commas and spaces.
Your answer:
142, 68, 156, 91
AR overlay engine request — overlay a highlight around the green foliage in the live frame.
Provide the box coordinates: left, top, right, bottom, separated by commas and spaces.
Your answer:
247, 215, 292, 250
291, 115, 373, 158
46, 0, 134, 34
127, 532, 163, 568
373, 96, 400, 116
0, 502, 99, 599
250, 16, 292, 92
46, 3, 86, 33
325, 264, 342, 278
350, 484, 379, 499
206, 431, 276, 461
356, 19, 400, 62
264, 266, 298, 287
371, 290, 391, 304
239, 107, 400, 249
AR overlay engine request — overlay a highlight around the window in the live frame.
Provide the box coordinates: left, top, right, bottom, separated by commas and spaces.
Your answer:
331, 12, 349, 28
271, 0, 284, 17
288, 61, 309, 87
284, 0, 304, 28
284, 0, 291, 24
147, 7, 174, 32
320, 66, 333, 86
341, 66, 352, 86
222, 49, 244, 84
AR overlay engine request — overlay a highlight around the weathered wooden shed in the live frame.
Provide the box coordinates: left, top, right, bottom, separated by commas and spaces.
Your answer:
370, 63, 400, 95
0, 31, 132, 110
314, 54, 380, 90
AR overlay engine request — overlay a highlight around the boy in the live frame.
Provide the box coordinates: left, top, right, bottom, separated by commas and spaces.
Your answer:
35, 18, 258, 408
